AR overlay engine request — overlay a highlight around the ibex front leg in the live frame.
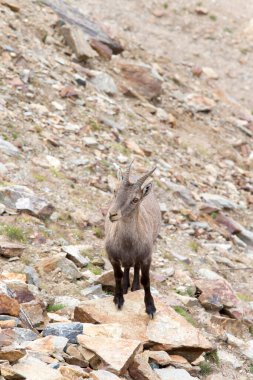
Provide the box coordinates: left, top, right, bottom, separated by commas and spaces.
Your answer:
141, 260, 156, 317
131, 263, 140, 291
112, 261, 124, 309
123, 268, 130, 294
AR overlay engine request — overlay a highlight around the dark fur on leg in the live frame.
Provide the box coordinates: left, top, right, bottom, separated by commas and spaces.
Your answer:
112, 262, 124, 309
141, 261, 156, 317
131, 264, 141, 291
123, 267, 130, 294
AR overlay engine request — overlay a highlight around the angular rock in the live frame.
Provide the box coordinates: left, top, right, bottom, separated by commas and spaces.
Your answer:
0, 328, 38, 347
0, 185, 54, 219
90, 72, 117, 95
0, 346, 26, 362
89, 39, 112, 60
1, 1, 20, 12
155, 367, 198, 379
95, 270, 117, 291
117, 62, 162, 100
60, 25, 98, 61
0, 315, 19, 328
90, 370, 121, 380
77, 334, 141, 375
185, 94, 215, 112
62, 246, 89, 267
148, 351, 171, 366
0, 295, 20, 316
0, 242, 25, 258
36, 254, 82, 280
195, 279, 238, 311
43, 322, 83, 344
129, 351, 160, 380
0, 272, 26, 283
200, 193, 237, 210
0, 137, 19, 156
162, 180, 196, 207
59, 365, 90, 379
74, 290, 212, 360
6, 282, 35, 304
0, 365, 26, 380
81, 284, 103, 299
54, 296, 81, 309
23, 335, 68, 354
12, 356, 64, 380
20, 300, 44, 327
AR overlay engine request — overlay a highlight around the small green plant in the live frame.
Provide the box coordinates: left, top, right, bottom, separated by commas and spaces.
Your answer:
249, 326, 253, 336
0, 225, 27, 242
32, 173, 46, 182
199, 361, 212, 376
175, 287, 195, 297
89, 119, 102, 131
236, 292, 252, 302
188, 240, 199, 252
92, 226, 104, 239
173, 306, 196, 326
87, 263, 102, 275
250, 364, 253, 374
211, 211, 218, 219
163, 2, 168, 9
209, 14, 217, 21
205, 350, 220, 367
47, 303, 65, 312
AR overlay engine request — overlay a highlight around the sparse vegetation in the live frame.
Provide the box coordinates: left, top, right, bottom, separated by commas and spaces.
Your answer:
236, 292, 252, 302
209, 14, 217, 21
205, 350, 220, 367
0, 225, 27, 242
87, 263, 102, 275
173, 306, 196, 326
46, 303, 65, 312
92, 226, 104, 239
199, 361, 212, 376
250, 364, 253, 374
188, 240, 199, 252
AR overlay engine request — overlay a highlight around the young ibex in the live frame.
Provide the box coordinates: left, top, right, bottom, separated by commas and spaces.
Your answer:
105, 161, 161, 317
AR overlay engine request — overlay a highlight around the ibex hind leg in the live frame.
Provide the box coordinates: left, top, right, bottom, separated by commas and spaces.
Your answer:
122, 267, 130, 294
141, 261, 156, 318
131, 264, 141, 291
112, 262, 124, 309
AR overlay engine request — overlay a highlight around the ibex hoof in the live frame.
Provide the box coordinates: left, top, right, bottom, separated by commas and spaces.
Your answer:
113, 295, 124, 310
146, 304, 156, 318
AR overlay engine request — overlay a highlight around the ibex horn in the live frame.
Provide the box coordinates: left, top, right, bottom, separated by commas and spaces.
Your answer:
136, 166, 156, 186
123, 159, 134, 184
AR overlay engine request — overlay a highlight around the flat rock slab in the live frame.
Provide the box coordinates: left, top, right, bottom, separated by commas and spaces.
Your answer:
77, 334, 141, 375
74, 290, 212, 360
43, 322, 83, 343
0, 328, 38, 347
62, 245, 89, 267
0, 346, 26, 362
90, 370, 122, 379
200, 193, 237, 210
12, 356, 64, 380
0, 242, 25, 258
22, 335, 68, 354
155, 367, 198, 379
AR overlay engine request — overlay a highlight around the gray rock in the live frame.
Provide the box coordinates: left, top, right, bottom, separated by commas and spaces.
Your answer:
237, 228, 253, 247
162, 180, 196, 206
62, 245, 90, 267
0, 185, 54, 219
0, 315, 20, 326
0, 137, 19, 156
24, 266, 40, 288
81, 284, 103, 299
155, 367, 198, 379
11, 328, 38, 344
58, 258, 82, 280
200, 193, 237, 210
43, 322, 83, 343
0, 163, 7, 174
90, 72, 117, 95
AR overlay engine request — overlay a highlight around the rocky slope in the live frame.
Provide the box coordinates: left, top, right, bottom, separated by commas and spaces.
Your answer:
0, 0, 253, 379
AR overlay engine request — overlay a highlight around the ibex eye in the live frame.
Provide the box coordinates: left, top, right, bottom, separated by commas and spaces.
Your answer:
132, 198, 139, 204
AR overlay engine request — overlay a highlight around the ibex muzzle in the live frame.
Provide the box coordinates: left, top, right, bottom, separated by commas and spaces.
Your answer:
105, 160, 161, 317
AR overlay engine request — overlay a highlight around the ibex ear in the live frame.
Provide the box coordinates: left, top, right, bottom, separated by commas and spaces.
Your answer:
141, 182, 152, 198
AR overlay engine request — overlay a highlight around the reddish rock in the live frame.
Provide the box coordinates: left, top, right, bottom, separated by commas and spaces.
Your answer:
0, 294, 20, 317
195, 278, 239, 311
117, 62, 162, 100
0, 346, 26, 362
129, 351, 160, 380
89, 39, 112, 60
0, 242, 25, 258
21, 300, 44, 326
